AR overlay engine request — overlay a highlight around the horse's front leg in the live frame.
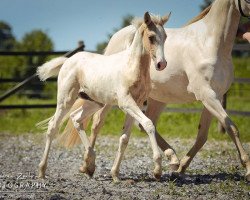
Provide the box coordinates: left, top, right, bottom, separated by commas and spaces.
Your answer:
146, 98, 179, 171
110, 114, 134, 182
119, 96, 162, 180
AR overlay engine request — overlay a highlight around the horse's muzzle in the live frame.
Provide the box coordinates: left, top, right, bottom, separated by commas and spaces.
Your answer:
156, 61, 167, 71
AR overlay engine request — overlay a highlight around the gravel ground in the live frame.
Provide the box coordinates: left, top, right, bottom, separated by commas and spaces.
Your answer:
0, 133, 250, 200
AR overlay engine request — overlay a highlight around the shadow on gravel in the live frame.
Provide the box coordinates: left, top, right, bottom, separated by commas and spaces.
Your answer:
102, 171, 246, 186
160, 172, 246, 186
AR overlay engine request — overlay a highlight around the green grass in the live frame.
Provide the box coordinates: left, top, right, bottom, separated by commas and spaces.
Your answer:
0, 94, 250, 142
233, 56, 250, 78
0, 96, 55, 135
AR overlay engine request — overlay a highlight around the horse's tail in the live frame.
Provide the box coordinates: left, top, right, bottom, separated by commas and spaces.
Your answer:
37, 57, 67, 81
184, 5, 212, 26
57, 98, 91, 148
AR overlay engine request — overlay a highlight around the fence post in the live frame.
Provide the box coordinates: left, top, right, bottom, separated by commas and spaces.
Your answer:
218, 93, 227, 133
78, 41, 85, 51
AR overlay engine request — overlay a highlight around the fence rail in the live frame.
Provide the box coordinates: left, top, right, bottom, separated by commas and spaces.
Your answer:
0, 105, 249, 117
0, 41, 84, 102
0, 78, 57, 83
232, 44, 250, 51
0, 51, 68, 56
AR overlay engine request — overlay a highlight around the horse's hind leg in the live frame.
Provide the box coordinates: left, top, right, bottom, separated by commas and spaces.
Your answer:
38, 85, 78, 178
175, 107, 212, 175
111, 114, 134, 182
146, 98, 179, 171
90, 104, 112, 147
79, 104, 111, 173
70, 101, 102, 177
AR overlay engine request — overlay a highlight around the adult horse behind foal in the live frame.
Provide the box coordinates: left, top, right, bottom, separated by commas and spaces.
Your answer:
61, 0, 250, 181
37, 12, 170, 181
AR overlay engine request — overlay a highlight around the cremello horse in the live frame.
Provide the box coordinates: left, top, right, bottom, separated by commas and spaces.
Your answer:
59, 0, 250, 181
37, 12, 171, 180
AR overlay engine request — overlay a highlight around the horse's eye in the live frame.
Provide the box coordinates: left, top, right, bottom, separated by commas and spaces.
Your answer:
149, 36, 155, 44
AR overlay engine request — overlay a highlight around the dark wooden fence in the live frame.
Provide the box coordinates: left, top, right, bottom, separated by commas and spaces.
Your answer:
0, 41, 85, 108
0, 43, 249, 120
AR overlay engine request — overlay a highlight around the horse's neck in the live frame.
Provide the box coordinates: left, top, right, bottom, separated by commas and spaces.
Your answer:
127, 30, 151, 78
204, 0, 240, 55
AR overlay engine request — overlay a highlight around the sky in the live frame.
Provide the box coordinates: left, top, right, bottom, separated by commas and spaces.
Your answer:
0, 0, 204, 51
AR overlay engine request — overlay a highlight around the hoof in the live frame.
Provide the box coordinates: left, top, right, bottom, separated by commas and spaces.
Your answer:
38, 165, 46, 179
79, 165, 87, 173
154, 173, 162, 181
169, 163, 179, 172
170, 171, 184, 179
153, 169, 162, 181
112, 176, 121, 183
38, 171, 45, 179
245, 172, 250, 182
79, 165, 95, 177
111, 169, 120, 183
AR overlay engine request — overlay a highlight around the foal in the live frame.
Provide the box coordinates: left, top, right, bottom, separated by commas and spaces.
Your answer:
37, 12, 170, 180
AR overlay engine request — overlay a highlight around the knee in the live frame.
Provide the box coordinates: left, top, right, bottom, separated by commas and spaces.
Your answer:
46, 120, 56, 138
142, 120, 155, 134
120, 134, 129, 146
70, 113, 81, 129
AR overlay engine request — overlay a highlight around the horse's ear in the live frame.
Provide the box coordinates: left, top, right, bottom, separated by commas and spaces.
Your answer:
144, 12, 152, 25
161, 12, 171, 25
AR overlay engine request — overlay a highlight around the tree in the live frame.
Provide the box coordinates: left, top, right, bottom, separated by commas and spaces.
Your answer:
0, 28, 54, 97
17, 30, 54, 77
0, 21, 16, 51
96, 15, 134, 53
16, 30, 54, 96
0, 21, 18, 81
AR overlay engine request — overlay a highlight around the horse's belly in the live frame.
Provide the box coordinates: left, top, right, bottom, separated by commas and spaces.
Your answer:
80, 82, 118, 105
149, 74, 196, 104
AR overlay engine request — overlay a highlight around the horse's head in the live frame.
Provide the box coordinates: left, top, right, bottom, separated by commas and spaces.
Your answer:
139, 12, 171, 71
236, 0, 250, 18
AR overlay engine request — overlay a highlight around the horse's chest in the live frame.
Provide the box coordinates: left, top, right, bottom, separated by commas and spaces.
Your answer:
210, 62, 234, 95
129, 79, 151, 105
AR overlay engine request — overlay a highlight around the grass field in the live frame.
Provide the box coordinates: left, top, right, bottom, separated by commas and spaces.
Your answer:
0, 93, 249, 142
0, 57, 249, 142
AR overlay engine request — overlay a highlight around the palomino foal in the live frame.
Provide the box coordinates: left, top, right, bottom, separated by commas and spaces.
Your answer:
37, 12, 170, 180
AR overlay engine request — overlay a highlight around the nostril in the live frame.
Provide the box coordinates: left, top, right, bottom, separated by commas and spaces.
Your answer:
157, 62, 167, 70
157, 63, 161, 69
